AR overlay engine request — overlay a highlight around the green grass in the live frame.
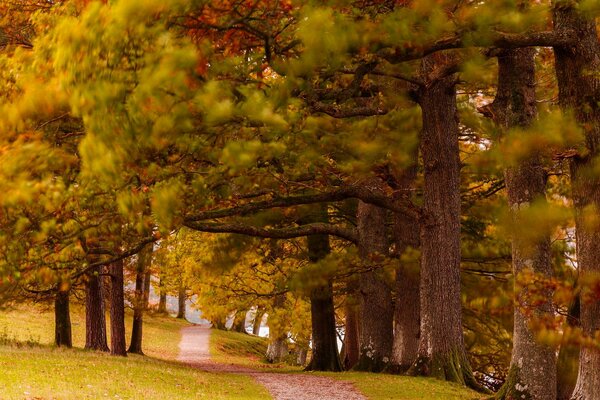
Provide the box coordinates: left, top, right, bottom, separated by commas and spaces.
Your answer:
210, 329, 484, 399
0, 303, 187, 359
0, 346, 269, 400
0, 303, 270, 400
209, 328, 268, 366
321, 372, 485, 400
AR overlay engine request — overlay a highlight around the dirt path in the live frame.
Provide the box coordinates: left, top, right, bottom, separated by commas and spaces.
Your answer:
178, 325, 367, 400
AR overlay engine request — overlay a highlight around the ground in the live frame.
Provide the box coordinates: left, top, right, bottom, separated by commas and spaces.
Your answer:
0, 303, 485, 399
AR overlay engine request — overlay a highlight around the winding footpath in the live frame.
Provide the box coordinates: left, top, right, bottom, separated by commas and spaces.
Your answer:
177, 325, 367, 400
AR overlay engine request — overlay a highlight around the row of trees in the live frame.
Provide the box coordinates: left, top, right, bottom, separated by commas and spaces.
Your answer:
1, 1, 600, 399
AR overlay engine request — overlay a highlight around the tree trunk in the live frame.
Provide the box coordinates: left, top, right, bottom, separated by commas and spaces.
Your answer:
490, 48, 556, 400
128, 245, 151, 355
355, 193, 394, 372
176, 284, 186, 319
85, 265, 109, 352
266, 293, 288, 363
142, 269, 151, 311
109, 259, 127, 357
231, 311, 248, 333
266, 337, 289, 363
54, 287, 72, 348
304, 208, 343, 372
252, 308, 264, 335
557, 296, 581, 400
553, 5, 600, 400
409, 56, 477, 388
343, 279, 361, 370
391, 161, 421, 373
158, 275, 167, 314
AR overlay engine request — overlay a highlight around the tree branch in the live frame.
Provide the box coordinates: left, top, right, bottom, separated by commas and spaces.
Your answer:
184, 221, 359, 243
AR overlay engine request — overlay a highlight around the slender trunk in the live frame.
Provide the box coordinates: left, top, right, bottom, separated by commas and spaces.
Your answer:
252, 308, 264, 335
128, 245, 151, 355
142, 269, 151, 311
409, 56, 478, 388
158, 275, 167, 314
490, 48, 556, 400
109, 259, 127, 357
54, 287, 72, 348
176, 285, 186, 319
305, 207, 343, 372
355, 191, 394, 372
85, 265, 109, 352
391, 161, 421, 373
553, 5, 600, 400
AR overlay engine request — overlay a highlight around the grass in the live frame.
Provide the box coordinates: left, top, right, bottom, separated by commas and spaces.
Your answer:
210, 329, 485, 399
0, 303, 187, 359
321, 372, 485, 400
0, 346, 269, 399
0, 303, 270, 400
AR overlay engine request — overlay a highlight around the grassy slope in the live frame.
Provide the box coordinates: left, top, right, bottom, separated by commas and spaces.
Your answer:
209, 329, 484, 400
0, 304, 269, 400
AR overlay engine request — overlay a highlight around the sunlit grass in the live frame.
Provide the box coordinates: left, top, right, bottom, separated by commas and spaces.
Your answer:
0, 346, 269, 400
0, 303, 186, 359
0, 303, 270, 399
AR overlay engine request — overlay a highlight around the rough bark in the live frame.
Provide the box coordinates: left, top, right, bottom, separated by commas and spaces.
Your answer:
343, 277, 361, 370
54, 288, 72, 348
490, 48, 556, 400
176, 284, 186, 319
552, 5, 600, 400
85, 265, 109, 352
390, 161, 421, 373
128, 245, 151, 355
109, 259, 127, 357
409, 56, 478, 388
354, 190, 394, 372
557, 296, 581, 400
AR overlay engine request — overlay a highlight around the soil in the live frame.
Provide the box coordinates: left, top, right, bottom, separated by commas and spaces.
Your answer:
177, 325, 367, 400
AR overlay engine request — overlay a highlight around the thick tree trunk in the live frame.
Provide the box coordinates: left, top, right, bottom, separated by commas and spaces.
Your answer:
355, 193, 394, 372
54, 287, 72, 348
252, 308, 264, 335
109, 260, 127, 357
231, 311, 248, 333
390, 162, 420, 373
176, 285, 186, 319
85, 265, 109, 352
552, 6, 600, 400
266, 293, 288, 363
490, 48, 556, 400
306, 281, 342, 371
266, 337, 289, 363
409, 56, 477, 388
343, 280, 361, 370
304, 209, 343, 372
557, 296, 581, 400
128, 245, 151, 355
